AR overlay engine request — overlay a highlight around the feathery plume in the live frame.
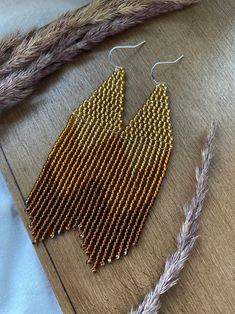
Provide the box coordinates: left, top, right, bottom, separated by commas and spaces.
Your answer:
0, 0, 199, 110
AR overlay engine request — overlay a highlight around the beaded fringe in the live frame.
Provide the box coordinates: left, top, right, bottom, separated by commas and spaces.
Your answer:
26, 69, 173, 272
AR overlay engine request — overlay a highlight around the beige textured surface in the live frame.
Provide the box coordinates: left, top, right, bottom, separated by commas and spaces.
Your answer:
0, 0, 235, 313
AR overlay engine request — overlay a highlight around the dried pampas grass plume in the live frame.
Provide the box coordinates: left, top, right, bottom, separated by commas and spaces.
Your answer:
0, 0, 199, 111
130, 121, 217, 314
0, 0, 200, 73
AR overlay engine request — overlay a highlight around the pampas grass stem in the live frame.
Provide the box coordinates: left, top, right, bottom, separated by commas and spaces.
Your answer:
130, 122, 217, 314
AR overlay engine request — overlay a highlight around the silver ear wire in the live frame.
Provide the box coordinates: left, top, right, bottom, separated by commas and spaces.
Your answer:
151, 55, 184, 86
108, 40, 146, 69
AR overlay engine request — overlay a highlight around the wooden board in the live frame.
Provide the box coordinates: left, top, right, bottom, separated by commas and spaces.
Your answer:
0, 0, 234, 313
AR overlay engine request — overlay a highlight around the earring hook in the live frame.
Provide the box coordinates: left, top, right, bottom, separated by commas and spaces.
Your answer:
108, 40, 146, 70
151, 55, 184, 86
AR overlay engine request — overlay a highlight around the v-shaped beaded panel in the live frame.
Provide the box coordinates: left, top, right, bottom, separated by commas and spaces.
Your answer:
26, 68, 173, 272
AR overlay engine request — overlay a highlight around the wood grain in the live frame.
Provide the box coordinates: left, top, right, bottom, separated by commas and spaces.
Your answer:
0, 0, 234, 313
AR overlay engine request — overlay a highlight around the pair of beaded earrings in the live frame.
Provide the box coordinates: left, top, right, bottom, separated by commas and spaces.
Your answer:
26, 41, 183, 272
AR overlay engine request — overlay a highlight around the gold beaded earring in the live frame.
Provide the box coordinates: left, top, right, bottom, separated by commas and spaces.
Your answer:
25, 41, 183, 272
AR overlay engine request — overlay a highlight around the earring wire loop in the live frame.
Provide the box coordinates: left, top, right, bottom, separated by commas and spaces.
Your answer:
151, 55, 184, 86
108, 40, 146, 69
